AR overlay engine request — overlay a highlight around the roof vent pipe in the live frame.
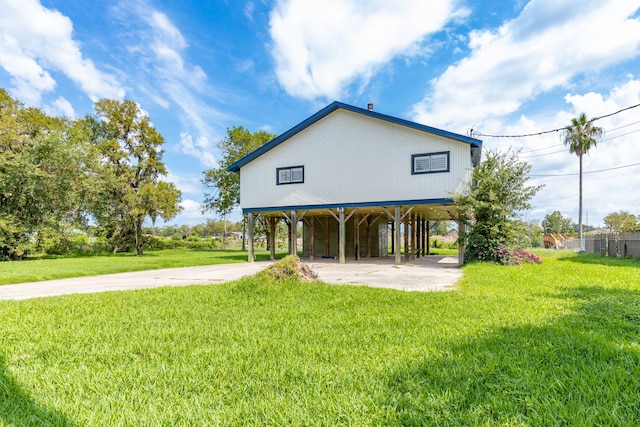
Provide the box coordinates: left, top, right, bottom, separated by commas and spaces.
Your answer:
367, 103, 374, 111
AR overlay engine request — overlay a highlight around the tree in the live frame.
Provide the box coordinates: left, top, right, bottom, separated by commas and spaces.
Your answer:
86, 99, 181, 255
430, 221, 453, 236
604, 210, 639, 233
542, 211, 574, 234
0, 89, 88, 260
455, 149, 543, 263
563, 113, 603, 251
525, 219, 544, 248
202, 126, 275, 248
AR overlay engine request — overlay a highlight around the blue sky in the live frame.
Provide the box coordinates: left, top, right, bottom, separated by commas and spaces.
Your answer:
1, 0, 639, 228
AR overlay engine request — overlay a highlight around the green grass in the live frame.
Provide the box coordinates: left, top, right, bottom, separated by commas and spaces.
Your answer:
0, 249, 285, 285
1, 251, 639, 425
427, 247, 458, 255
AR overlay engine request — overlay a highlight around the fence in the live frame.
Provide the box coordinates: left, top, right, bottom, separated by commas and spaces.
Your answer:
542, 234, 580, 250
585, 232, 640, 259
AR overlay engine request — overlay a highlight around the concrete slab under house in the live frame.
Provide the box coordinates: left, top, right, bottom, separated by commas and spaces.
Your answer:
228, 101, 482, 266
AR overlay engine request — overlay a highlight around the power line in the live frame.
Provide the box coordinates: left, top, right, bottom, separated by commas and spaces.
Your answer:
518, 143, 563, 154
514, 120, 640, 154
530, 162, 640, 177
470, 102, 640, 138
520, 149, 566, 159
518, 128, 640, 159
600, 128, 640, 142
607, 119, 640, 133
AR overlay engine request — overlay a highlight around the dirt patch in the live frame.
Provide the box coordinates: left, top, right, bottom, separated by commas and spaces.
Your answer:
261, 255, 317, 282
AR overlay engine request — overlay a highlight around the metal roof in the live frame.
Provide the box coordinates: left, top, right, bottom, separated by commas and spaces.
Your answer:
228, 101, 482, 172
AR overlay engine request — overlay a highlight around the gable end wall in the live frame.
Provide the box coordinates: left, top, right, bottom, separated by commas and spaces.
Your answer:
240, 109, 472, 209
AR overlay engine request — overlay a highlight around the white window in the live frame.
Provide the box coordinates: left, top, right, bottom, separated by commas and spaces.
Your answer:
412, 151, 450, 174
277, 166, 304, 185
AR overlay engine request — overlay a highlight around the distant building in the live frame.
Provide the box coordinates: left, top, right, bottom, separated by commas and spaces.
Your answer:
229, 101, 482, 265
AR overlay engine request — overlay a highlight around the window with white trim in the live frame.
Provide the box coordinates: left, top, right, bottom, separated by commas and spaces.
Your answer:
411, 151, 450, 174
277, 166, 304, 185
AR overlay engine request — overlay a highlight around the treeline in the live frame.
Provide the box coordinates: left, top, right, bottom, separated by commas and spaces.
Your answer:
0, 89, 181, 260
23, 220, 246, 256
144, 218, 292, 251
143, 219, 242, 239
542, 210, 639, 234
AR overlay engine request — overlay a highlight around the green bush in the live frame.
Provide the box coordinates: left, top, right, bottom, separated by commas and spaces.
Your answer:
37, 231, 75, 255
136, 236, 222, 251
444, 240, 458, 249
0, 219, 31, 260
465, 233, 541, 265
89, 236, 113, 254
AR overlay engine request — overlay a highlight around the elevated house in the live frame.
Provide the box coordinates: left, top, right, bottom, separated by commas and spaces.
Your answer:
228, 101, 482, 265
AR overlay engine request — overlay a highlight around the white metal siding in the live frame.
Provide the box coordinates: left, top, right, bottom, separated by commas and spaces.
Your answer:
240, 109, 472, 209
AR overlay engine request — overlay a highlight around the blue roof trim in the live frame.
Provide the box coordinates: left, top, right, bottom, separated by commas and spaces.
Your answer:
241, 198, 455, 214
228, 101, 482, 172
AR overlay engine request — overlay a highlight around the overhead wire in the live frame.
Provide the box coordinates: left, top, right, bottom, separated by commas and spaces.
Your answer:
513, 121, 640, 155
606, 119, 640, 132
529, 162, 640, 177
518, 127, 640, 159
468, 103, 640, 177
470, 102, 640, 138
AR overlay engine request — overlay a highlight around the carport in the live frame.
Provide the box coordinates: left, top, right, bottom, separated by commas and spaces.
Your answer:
245, 202, 465, 267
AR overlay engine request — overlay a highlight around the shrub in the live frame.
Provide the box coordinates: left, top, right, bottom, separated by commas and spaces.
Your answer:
493, 246, 542, 265
89, 236, 113, 253
466, 234, 541, 265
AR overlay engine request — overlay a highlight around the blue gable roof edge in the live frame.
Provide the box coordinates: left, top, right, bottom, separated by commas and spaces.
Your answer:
241, 198, 456, 214
228, 101, 482, 172
228, 102, 340, 172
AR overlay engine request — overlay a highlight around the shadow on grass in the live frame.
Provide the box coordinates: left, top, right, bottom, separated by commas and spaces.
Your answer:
381, 286, 640, 425
557, 252, 640, 268
0, 355, 76, 426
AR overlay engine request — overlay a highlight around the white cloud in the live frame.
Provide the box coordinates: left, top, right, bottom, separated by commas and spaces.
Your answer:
165, 168, 204, 196
144, 9, 209, 91
412, 0, 640, 133
269, 0, 458, 100
0, 35, 56, 104
235, 58, 255, 74
180, 199, 201, 214
45, 96, 76, 118
177, 199, 208, 224
149, 11, 186, 49
178, 132, 218, 168
503, 78, 640, 226
244, 2, 256, 22
114, 0, 232, 166
0, 0, 124, 104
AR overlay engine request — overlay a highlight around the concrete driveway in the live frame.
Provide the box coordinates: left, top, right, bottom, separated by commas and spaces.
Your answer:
0, 255, 461, 300
307, 255, 461, 292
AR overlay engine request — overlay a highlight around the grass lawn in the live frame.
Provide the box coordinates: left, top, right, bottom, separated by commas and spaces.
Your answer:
1, 251, 639, 425
0, 249, 285, 286
427, 248, 458, 256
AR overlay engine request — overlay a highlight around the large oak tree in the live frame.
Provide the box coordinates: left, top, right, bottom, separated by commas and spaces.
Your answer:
86, 99, 181, 255
0, 89, 88, 260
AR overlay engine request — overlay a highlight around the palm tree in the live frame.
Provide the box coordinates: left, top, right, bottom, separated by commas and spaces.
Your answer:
563, 113, 603, 252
